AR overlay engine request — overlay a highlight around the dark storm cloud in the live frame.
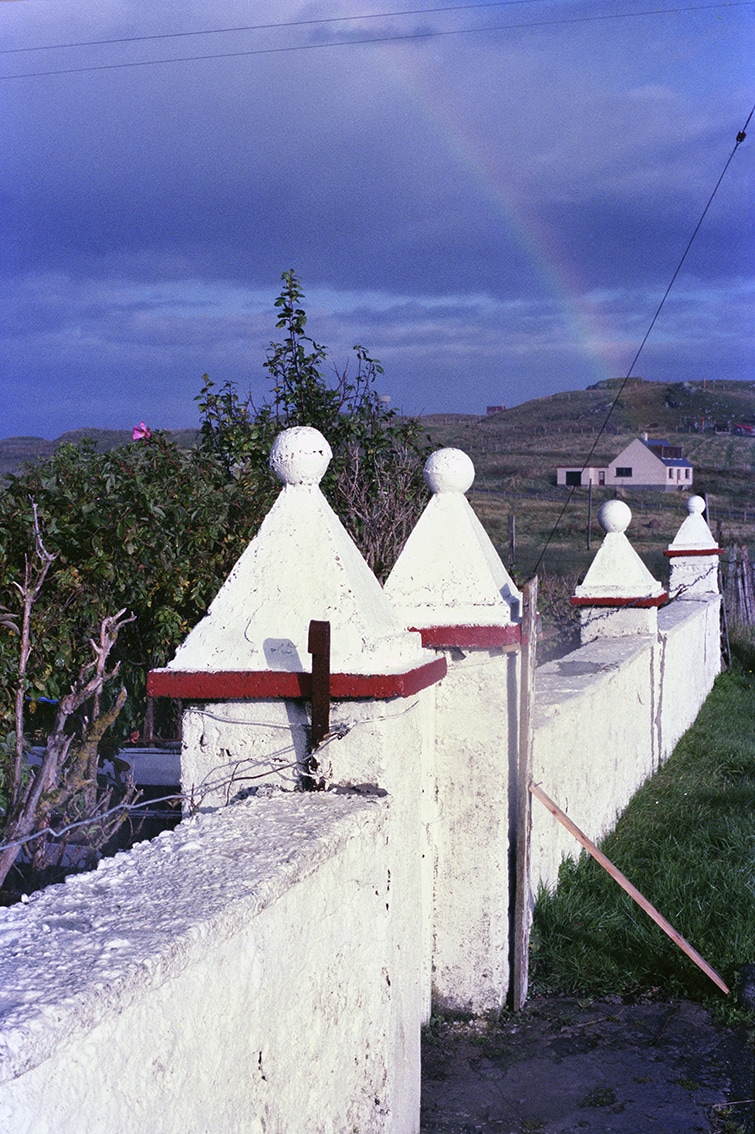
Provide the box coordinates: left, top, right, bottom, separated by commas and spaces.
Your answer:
0, 0, 752, 434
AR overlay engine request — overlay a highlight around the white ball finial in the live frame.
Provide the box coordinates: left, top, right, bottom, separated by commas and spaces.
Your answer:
424, 448, 475, 494
598, 499, 631, 534
687, 495, 706, 515
270, 427, 332, 486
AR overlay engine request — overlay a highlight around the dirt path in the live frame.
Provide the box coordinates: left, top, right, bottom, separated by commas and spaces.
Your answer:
421, 995, 754, 1134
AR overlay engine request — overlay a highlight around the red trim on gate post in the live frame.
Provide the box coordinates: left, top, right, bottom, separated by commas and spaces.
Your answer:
411, 624, 521, 649
147, 656, 447, 702
569, 592, 668, 608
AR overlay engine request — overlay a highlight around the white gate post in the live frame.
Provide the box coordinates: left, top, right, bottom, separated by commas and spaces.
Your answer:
664, 494, 722, 599
385, 448, 521, 1016
149, 427, 445, 1131
571, 499, 667, 643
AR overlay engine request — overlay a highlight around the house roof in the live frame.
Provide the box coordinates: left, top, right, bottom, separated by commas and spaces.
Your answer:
641, 438, 691, 467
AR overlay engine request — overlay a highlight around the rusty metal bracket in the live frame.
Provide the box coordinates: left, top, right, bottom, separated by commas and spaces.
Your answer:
305, 620, 331, 789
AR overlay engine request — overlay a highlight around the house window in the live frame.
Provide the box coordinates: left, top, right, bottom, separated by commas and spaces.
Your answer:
685, 468, 690, 479
599, 471, 605, 486
615, 467, 632, 478
669, 468, 674, 479
565, 471, 582, 486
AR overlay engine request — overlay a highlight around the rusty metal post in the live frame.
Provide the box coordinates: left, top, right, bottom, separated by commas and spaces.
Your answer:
308, 619, 331, 750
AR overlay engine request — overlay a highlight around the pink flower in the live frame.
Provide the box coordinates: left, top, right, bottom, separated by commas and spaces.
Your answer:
132, 422, 151, 441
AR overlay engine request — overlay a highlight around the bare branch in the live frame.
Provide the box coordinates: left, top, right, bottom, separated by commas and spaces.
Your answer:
12, 501, 58, 802
0, 602, 135, 892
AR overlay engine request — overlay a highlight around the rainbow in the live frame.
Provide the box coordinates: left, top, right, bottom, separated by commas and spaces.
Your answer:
376, 43, 625, 388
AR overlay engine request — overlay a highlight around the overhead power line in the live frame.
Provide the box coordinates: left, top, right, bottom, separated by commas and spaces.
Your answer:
532, 106, 754, 575
1, 2, 750, 81
2, 2, 555, 55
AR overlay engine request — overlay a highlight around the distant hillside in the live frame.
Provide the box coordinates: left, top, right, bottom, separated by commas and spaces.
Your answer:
425, 377, 755, 448
421, 377, 755, 580
0, 428, 199, 477
4, 379, 754, 478
4, 379, 755, 579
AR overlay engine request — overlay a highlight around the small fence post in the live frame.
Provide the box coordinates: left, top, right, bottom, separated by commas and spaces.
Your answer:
512, 576, 537, 1011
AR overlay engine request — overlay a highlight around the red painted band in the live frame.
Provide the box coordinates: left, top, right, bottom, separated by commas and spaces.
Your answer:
663, 547, 723, 558
147, 656, 447, 702
410, 624, 521, 649
570, 592, 668, 608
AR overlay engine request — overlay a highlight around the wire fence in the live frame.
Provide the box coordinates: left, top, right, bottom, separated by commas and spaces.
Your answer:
721, 545, 755, 628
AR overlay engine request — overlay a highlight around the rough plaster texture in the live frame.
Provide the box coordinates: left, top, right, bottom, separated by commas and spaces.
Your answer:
0, 792, 422, 1134
282, 689, 435, 1028
578, 603, 659, 643
178, 684, 434, 1024
384, 449, 521, 1015
656, 596, 721, 754
429, 648, 518, 1015
180, 698, 310, 810
668, 553, 720, 599
531, 596, 720, 894
575, 502, 665, 643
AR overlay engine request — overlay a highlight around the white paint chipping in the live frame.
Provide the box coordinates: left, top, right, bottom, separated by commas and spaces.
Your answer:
0, 437, 724, 1133
387, 449, 519, 1015
531, 594, 720, 893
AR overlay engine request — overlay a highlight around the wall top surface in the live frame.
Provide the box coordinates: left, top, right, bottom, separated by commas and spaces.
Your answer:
0, 792, 384, 1085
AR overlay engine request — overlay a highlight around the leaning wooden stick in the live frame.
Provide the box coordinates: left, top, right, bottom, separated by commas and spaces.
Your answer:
530, 781, 730, 996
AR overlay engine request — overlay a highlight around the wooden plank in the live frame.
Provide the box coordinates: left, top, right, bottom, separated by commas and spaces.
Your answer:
512, 576, 538, 1010
530, 781, 729, 996
739, 544, 748, 625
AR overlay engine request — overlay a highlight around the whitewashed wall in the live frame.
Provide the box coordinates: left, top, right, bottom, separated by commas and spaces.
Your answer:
0, 429, 724, 1134
0, 792, 420, 1134
429, 647, 519, 1016
530, 594, 720, 893
0, 600, 723, 1134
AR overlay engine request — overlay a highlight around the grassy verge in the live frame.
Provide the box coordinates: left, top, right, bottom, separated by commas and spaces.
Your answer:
530, 632, 755, 1019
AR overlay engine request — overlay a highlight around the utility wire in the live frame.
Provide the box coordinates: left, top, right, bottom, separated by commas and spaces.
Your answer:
1, 2, 749, 80
1, 1, 556, 55
532, 106, 753, 575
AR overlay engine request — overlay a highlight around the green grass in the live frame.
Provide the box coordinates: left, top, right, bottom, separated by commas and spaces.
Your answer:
530, 633, 755, 1017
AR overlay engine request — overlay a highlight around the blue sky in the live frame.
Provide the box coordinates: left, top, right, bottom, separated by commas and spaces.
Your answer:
1, 0, 752, 438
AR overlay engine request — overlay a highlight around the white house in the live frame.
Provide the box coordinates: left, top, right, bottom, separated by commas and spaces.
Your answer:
557, 435, 693, 491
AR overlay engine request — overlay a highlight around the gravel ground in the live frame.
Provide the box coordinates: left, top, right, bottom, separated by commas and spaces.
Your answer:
421, 995, 754, 1134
